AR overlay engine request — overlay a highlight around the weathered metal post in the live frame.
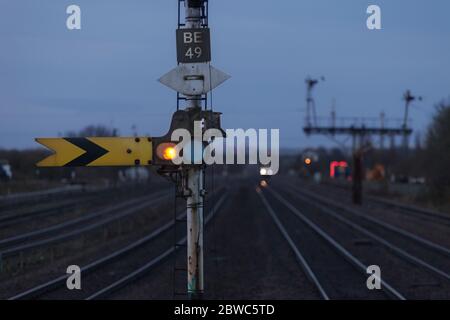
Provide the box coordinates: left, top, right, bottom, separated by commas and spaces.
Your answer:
158, 0, 229, 299
352, 149, 363, 205
185, 166, 204, 299
184, 0, 205, 300
402, 90, 421, 151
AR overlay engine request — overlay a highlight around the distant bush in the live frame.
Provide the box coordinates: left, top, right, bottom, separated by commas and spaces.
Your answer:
424, 100, 450, 201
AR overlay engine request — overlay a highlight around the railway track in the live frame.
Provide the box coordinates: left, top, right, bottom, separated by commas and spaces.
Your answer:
366, 195, 450, 227
0, 184, 166, 230
0, 194, 106, 230
9, 191, 228, 300
286, 181, 450, 253
273, 182, 450, 299
0, 185, 86, 211
308, 180, 450, 227
286, 182, 450, 258
286, 180, 450, 251
257, 187, 402, 300
0, 191, 171, 272
0, 190, 170, 251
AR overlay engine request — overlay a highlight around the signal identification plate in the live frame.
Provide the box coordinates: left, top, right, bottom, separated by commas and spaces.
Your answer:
176, 28, 211, 63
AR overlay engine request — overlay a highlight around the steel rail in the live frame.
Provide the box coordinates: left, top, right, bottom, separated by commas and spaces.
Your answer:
367, 195, 450, 225
281, 184, 450, 282
0, 190, 170, 249
286, 181, 450, 258
257, 190, 329, 300
9, 190, 227, 300
0, 193, 170, 259
286, 181, 450, 257
0, 186, 154, 228
85, 193, 228, 300
9, 212, 181, 300
0, 196, 96, 228
267, 187, 406, 300
306, 179, 450, 225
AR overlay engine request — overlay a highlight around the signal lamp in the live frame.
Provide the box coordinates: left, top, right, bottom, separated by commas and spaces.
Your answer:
156, 143, 177, 161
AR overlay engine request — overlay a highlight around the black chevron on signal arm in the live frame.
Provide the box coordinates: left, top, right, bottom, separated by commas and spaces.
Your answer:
63, 138, 109, 167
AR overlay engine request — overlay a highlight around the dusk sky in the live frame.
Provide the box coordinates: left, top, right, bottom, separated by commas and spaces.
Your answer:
1, 0, 449, 149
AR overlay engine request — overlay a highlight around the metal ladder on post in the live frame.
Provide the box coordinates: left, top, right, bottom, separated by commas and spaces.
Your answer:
172, 170, 188, 299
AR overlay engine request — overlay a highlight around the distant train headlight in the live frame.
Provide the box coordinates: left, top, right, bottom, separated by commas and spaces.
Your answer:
260, 168, 267, 176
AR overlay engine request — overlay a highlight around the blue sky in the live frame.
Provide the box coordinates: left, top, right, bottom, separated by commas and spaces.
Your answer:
1, 0, 449, 149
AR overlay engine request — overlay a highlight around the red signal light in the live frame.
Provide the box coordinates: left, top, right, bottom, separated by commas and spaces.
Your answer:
330, 161, 348, 178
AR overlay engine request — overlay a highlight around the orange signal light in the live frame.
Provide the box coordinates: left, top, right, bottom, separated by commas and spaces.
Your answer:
156, 143, 177, 161
305, 158, 312, 165
163, 146, 176, 160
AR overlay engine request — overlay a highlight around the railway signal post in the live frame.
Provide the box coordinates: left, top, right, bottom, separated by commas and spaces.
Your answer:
186, 2, 207, 300
303, 79, 413, 205
35, 0, 229, 299
159, 0, 229, 299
